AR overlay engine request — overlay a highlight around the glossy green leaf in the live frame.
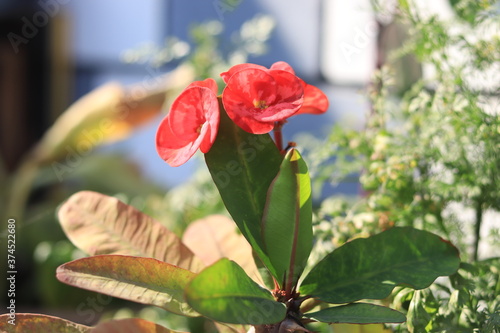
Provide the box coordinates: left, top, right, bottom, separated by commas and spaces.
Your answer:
56, 255, 198, 317
300, 227, 460, 303
204, 101, 283, 276
262, 148, 312, 286
185, 258, 286, 325
0, 314, 91, 333
92, 318, 186, 333
304, 303, 406, 324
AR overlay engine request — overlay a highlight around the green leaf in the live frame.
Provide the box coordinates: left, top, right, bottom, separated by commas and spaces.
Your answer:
204, 101, 283, 276
300, 227, 460, 303
0, 314, 91, 333
406, 290, 432, 332
92, 318, 186, 333
58, 191, 204, 273
304, 303, 406, 324
262, 148, 312, 286
56, 255, 198, 317
185, 258, 286, 325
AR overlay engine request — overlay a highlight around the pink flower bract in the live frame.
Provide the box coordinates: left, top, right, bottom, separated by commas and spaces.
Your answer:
156, 78, 219, 167
221, 64, 304, 134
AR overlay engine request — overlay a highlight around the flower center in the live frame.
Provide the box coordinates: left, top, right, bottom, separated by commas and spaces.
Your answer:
196, 124, 203, 134
253, 100, 268, 109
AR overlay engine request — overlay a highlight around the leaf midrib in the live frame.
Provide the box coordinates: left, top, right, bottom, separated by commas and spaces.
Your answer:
59, 270, 185, 296
188, 293, 276, 302
230, 124, 261, 224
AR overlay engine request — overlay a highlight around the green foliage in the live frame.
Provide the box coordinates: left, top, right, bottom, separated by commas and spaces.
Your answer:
262, 148, 312, 287
309, 0, 500, 258
10, 1, 498, 332
0, 314, 184, 333
48, 147, 460, 330
305, 1, 500, 331
305, 303, 406, 325
21, 76, 466, 331
300, 227, 460, 303
185, 258, 286, 325
205, 102, 283, 278
392, 258, 500, 332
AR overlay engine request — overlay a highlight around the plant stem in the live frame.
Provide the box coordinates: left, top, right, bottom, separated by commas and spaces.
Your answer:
273, 121, 285, 153
473, 196, 483, 261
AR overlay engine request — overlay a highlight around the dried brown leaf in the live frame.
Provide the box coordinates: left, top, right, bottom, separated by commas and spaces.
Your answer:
58, 191, 204, 273
182, 215, 263, 285
92, 318, 186, 333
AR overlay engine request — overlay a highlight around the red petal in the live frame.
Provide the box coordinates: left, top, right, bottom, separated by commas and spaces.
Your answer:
253, 70, 303, 122
270, 61, 295, 75
187, 78, 218, 95
222, 90, 274, 134
270, 62, 329, 115
156, 115, 188, 149
222, 69, 281, 134
169, 86, 218, 140
224, 68, 278, 108
295, 84, 329, 115
256, 102, 302, 122
199, 99, 220, 153
155, 116, 199, 167
199, 124, 212, 153
155, 83, 219, 166
222, 67, 305, 132
220, 63, 268, 83
237, 117, 274, 135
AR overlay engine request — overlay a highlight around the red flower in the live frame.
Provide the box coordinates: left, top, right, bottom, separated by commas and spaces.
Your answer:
220, 63, 304, 134
270, 61, 329, 115
156, 79, 219, 167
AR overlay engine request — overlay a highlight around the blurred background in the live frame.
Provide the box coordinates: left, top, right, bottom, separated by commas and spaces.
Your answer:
0, 0, 384, 188
0, 0, 499, 332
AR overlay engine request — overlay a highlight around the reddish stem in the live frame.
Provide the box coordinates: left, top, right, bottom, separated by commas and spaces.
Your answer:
273, 121, 285, 153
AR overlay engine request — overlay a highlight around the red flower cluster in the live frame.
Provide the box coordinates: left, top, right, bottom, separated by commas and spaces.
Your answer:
156, 62, 329, 166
